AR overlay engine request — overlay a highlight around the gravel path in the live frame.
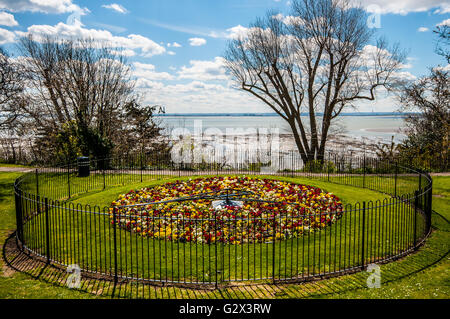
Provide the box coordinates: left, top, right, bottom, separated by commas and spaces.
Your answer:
0, 166, 34, 173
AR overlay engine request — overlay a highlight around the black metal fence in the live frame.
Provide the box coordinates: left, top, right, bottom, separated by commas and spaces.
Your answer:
13, 151, 432, 287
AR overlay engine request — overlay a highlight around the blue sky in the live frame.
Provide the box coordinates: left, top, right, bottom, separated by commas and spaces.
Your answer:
0, 0, 449, 113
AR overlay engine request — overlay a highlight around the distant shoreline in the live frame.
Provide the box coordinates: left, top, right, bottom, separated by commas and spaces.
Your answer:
156, 112, 413, 117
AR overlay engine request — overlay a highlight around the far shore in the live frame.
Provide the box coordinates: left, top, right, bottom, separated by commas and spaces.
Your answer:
364, 128, 405, 133
156, 112, 411, 117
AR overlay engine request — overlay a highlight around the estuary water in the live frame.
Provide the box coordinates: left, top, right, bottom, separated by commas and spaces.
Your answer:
158, 114, 406, 144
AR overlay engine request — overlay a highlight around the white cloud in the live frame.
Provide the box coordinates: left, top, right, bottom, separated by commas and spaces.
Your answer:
400, 63, 413, 69
178, 57, 228, 81
434, 64, 450, 71
353, 45, 416, 83
133, 62, 175, 81
134, 78, 165, 90
417, 27, 429, 32
437, 18, 450, 26
111, 49, 135, 56
357, 0, 450, 15
136, 80, 267, 113
166, 81, 225, 93
167, 51, 176, 56
433, 5, 450, 14
0, 0, 84, 14
188, 37, 206, 46
17, 22, 166, 57
225, 24, 278, 40
272, 13, 305, 26
167, 42, 182, 48
0, 27, 15, 44
225, 25, 250, 39
353, 93, 399, 113
391, 71, 417, 81
0, 11, 18, 27
102, 3, 128, 14
133, 62, 157, 70
134, 57, 413, 114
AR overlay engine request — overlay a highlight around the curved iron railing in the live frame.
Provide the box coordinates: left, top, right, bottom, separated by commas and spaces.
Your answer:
13, 152, 432, 287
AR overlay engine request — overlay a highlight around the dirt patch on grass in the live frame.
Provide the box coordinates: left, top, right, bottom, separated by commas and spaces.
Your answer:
1, 263, 15, 277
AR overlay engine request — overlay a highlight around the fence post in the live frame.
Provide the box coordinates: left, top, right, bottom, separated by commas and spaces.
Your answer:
418, 170, 422, 191
413, 191, 418, 250
140, 154, 143, 183
361, 201, 366, 270
214, 211, 218, 288
35, 168, 39, 197
427, 178, 433, 233
363, 155, 366, 189
394, 161, 398, 197
291, 150, 294, 178
102, 164, 106, 190
272, 213, 276, 283
327, 153, 330, 182
44, 197, 50, 264
279, 150, 282, 176
14, 187, 23, 248
67, 163, 71, 199
112, 206, 118, 286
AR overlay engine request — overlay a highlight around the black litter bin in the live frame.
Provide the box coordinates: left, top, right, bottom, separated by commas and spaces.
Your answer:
77, 156, 90, 177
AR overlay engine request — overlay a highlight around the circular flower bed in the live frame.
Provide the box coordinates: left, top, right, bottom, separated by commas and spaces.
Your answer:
110, 176, 343, 244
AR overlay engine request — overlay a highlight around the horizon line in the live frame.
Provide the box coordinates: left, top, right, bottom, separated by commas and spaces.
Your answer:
156, 112, 413, 116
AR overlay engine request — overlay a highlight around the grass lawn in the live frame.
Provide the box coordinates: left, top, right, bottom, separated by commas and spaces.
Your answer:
0, 170, 448, 299
331, 176, 449, 298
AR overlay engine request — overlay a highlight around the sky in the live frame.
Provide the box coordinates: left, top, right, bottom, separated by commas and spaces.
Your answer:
0, 0, 449, 113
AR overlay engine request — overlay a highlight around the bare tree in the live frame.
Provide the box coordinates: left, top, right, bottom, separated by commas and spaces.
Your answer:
16, 36, 135, 160
224, 0, 406, 162
434, 24, 449, 64
0, 47, 24, 129
11, 35, 170, 163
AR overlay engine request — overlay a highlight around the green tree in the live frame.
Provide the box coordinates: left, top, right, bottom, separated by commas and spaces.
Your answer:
393, 23, 450, 171
397, 68, 449, 171
119, 102, 169, 157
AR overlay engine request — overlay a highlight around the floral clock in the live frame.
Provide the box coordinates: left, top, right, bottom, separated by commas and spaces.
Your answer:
110, 176, 344, 244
